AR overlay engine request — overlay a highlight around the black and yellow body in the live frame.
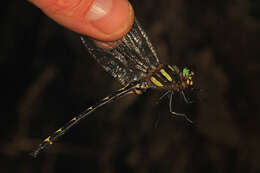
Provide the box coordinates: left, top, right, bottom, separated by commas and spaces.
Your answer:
30, 81, 141, 157
31, 18, 195, 157
145, 64, 193, 91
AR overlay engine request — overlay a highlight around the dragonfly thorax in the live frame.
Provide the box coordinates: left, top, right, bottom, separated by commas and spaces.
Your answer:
146, 64, 194, 92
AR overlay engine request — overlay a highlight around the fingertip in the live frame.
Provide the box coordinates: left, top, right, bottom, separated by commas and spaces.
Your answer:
28, 0, 134, 41
84, 0, 134, 41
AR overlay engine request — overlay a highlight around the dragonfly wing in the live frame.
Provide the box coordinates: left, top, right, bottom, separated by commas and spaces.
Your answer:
80, 18, 160, 86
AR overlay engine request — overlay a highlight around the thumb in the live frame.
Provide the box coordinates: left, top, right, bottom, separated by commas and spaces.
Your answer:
28, 0, 134, 41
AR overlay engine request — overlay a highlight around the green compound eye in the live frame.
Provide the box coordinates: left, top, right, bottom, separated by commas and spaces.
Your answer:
183, 68, 190, 78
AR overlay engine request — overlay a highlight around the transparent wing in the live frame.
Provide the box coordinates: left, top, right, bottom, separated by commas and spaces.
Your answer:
80, 18, 160, 86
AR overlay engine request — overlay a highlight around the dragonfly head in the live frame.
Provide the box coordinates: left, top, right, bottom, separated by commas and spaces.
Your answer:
181, 67, 195, 89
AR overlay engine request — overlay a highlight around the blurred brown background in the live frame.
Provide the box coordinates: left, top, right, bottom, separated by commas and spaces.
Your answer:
1, 0, 260, 173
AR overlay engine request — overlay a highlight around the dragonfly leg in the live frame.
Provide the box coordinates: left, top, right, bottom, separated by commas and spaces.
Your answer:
181, 91, 193, 104
169, 92, 193, 124
155, 90, 170, 106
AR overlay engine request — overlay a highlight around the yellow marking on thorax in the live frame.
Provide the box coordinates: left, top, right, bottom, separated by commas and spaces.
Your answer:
44, 136, 53, 144
168, 65, 175, 71
71, 117, 77, 121
150, 77, 163, 87
103, 96, 109, 101
88, 106, 93, 110
55, 128, 62, 133
160, 69, 172, 82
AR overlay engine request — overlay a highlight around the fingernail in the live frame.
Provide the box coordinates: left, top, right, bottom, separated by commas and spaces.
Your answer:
86, 0, 113, 21
86, 0, 133, 37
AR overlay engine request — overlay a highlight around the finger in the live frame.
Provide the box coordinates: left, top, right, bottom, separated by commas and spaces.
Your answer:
28, 0, 134, 41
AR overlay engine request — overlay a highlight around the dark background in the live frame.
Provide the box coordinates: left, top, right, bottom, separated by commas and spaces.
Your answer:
1, 0, 260, 172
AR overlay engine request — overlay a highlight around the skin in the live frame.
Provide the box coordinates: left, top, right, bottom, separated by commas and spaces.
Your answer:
28, 0, 134, 41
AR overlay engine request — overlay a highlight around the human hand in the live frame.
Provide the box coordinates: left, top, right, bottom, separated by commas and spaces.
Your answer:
28, 0, 134, 41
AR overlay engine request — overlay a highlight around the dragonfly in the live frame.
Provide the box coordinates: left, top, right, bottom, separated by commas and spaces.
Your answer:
30, 18, 195, 158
